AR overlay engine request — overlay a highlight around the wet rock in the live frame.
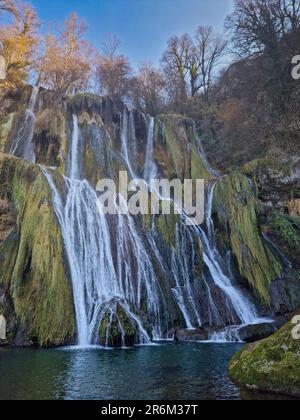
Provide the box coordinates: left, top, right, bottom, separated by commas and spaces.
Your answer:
174, 328, 208, 342
269, 274, 300, 315
229, 314, 300, 398
98, 300, 152, 348
238, 323, 279, 343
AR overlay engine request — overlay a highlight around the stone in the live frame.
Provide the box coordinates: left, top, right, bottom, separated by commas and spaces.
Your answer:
269, 275, 300, 315
0, 314, 6, 340
229, 315, 300, 398
238, 322, 279, 343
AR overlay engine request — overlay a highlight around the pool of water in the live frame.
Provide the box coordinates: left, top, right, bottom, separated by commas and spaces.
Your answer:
0, 342, 289, 400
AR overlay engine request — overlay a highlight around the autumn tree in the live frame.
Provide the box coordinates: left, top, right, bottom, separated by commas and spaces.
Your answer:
0, 0, 18, 17
131, 63, 165, 115
0, 1, 39, 88
95, 34, 132, 101
38, 13, 93, 94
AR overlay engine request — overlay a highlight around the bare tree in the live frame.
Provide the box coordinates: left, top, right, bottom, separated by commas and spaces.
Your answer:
162, 34, 193, 105
195, 26, 227, 98
226, 0, 300, 58
95, 34, 132, 101
131, 63, 165, 115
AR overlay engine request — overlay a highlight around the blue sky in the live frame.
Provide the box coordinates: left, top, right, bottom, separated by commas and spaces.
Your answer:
29, 0, 234, 67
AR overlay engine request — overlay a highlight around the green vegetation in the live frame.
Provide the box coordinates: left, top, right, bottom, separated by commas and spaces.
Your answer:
214, 173, 282, 303
229, 318, 300, 398
0, 154, 75, 346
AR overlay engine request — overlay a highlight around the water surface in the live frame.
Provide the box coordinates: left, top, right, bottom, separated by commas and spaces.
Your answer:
0, 342, 289, 400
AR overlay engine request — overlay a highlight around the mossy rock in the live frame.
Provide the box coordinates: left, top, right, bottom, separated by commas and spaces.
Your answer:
0, 153, 75, 346
214, 172, 282, 303
156, 115, 212, 181
98, 302, 145, 348
229, 317, 300, 398
264, 211, 300, 266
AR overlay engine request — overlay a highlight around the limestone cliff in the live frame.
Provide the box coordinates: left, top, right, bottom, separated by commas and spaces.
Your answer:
0, 86, 299, 348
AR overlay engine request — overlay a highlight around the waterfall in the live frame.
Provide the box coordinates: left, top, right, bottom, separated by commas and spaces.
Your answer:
10, 86, 39, 163
121, 108, 136, 179
193, 141, 259, 327
43, 114, 171, 347
42, 108, 268, 346
69, 114, 80, 179
143, 116, 157, 182
193, 123, 220, 178
142, 116, 259, 331
171, 225, 202, 328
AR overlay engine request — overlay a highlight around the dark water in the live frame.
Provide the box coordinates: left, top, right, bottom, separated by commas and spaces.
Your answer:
0, 342, 289, 400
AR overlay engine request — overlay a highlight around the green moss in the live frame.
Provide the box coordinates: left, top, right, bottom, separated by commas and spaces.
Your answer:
156, 212, 179, 248
214, 173, 282, 303
156, 115, 212, 181
229, 319, 300, 397
98, 305, 137, 347
267, 211, 300, 249
0, 154, 75, 346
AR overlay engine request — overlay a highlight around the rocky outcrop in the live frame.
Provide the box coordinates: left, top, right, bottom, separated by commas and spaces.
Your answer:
269, 273, 300, 315
229, 315, 300, 398
0, 153, 75, 346
213, 172, 282, 303
0, 86, 299, 349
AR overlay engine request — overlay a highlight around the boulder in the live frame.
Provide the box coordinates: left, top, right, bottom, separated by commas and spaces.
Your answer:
238, 323, 279, 343
229, 315, 300, 398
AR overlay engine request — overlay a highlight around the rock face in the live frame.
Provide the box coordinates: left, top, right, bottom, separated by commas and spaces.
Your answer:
229, 317, 300, 398
0, 86, 299, 349
269, 274, 300, 315
0, 154, 75, 346
213, 173, 283, 303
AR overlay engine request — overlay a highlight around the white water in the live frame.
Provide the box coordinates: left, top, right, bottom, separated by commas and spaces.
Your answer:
193, 124, 220, 178
208, 326, 244, 343
142, 115, 260, 331
198, 185, 259, 325
10, 86, 38, 163
43, 113, 171, 347
143, 116, 157, 182
69, 114, 80, 179
43, 108, 270, 345
171, 225, 202, 328
121, 108, 136, 180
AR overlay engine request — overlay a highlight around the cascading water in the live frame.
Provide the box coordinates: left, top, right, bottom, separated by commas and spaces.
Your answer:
198, 197, 259, 326
121, 108, 136, 180
43, 113, 171, 347
42, 105, 271, 346
143, 116, 157, 182
129, 113, 260, 335
10, 86, 39, 163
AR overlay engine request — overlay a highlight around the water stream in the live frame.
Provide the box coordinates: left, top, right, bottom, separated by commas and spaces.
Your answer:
42, 107, 270, 346
10, 86, 39, 163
